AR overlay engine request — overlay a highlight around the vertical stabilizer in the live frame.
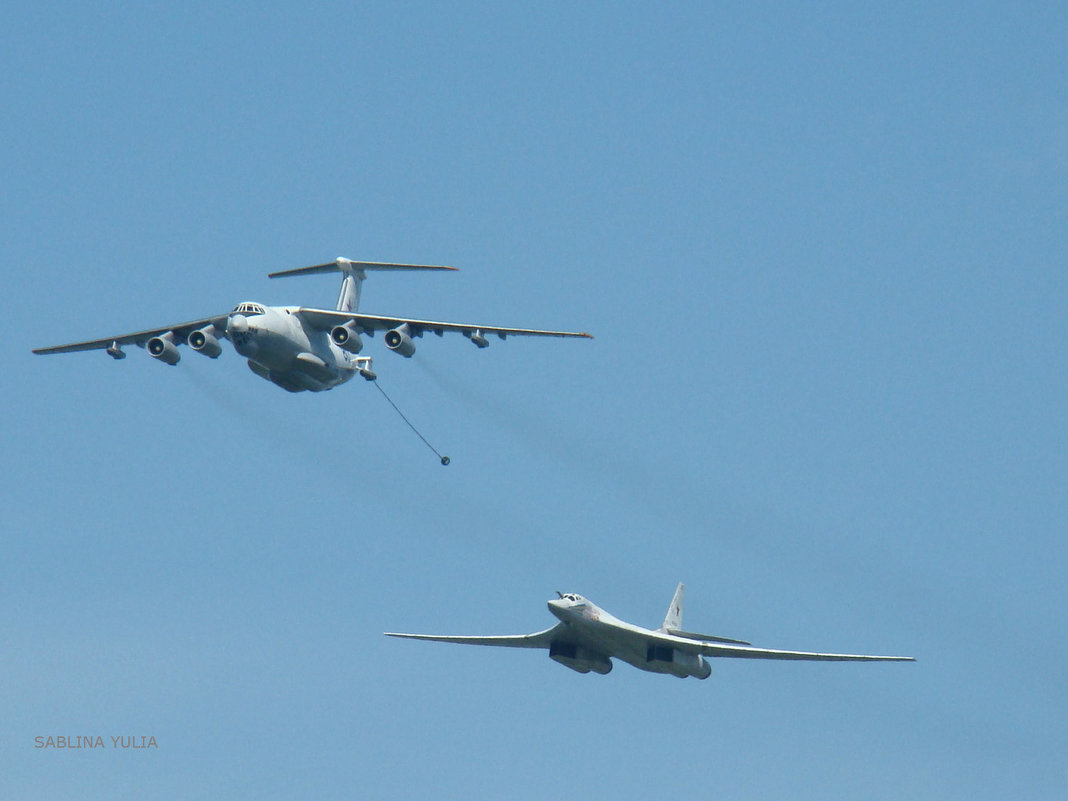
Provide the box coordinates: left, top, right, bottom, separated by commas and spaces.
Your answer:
334, 258, 365, 312
661, 583, 684, 632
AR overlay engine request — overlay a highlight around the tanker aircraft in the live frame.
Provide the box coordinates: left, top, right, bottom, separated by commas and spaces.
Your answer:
386, 583, 915, 679
33, 257, 592, 393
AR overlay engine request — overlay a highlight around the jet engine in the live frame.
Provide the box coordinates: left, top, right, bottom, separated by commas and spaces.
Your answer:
549, 640, 613, 675
187, 325, 222, 358
645, 644, 712, 679
146, 332, 180, 365
384, 324, 416, 357
330, 321, 364, 354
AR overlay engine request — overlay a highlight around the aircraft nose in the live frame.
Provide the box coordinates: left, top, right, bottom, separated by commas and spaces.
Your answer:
547, 598, 568, 618
227, 314, 258, 356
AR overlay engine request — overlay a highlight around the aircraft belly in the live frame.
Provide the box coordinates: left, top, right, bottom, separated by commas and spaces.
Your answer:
246, 329, 344, 392
250, 331, 298, 371
566, 619, 620, 661
616, 644, 658, 672
568, 619, 673, 674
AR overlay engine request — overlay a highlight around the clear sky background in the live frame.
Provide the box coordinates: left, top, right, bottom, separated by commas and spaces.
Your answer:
3, 3, 1065, 799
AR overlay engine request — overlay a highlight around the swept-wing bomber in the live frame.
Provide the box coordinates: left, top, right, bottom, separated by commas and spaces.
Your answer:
33, 258, 592, 393
386, 583, 915, 679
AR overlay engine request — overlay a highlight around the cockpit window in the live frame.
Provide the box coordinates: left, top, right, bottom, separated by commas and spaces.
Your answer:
232, 302, 265, 316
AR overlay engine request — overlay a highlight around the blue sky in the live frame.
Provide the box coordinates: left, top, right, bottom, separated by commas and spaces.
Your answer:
3, 2, 1065, 798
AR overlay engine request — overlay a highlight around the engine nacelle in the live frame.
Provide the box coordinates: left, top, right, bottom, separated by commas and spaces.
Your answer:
645, 644, 712, 679
330, 321, 364, 354
187, 325, 222, 358
146, 332, 180, 365
384, 324, 416, 357
549, 640, 613, 675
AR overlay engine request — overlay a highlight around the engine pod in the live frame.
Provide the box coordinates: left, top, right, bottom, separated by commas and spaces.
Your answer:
549, 640, 613, 674
331, 321, 364, 354
384, 324, 415, 357
147, 332, 180, 365
188, 325, 222, 358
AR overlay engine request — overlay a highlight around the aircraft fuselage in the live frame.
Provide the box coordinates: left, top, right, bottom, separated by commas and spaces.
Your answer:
547, 597, 712, 679
227, 303, 358, 393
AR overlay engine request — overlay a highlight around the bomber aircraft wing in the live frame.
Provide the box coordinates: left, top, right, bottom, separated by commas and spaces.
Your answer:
644, 628, 915, 662
384, 625, 563, 649
32, 314, 230, 356
296, 308, 593, 343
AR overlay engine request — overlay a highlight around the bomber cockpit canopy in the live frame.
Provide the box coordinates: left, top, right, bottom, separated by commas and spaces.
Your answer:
231, 302, 265, 316
561, 593, 582, 602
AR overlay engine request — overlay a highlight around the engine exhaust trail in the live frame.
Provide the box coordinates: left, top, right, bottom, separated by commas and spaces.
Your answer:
371, 379, 450, 466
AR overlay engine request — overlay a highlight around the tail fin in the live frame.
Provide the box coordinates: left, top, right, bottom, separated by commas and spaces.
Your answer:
661, 583, 685, 632
336, 269, 362, 313
268, 257, 458, 313
659, 583, 753, 644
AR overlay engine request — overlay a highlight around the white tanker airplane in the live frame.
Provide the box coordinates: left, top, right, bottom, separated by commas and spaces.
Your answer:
33, 257, 592, 393
386, 584, 915, 679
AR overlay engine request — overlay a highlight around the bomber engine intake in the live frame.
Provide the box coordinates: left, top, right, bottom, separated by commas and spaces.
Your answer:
330, 321, 364, 354
645, 644, 712, 679
384, 324, 416, 357
147, 332, 180, 365
549, 640, 613, 675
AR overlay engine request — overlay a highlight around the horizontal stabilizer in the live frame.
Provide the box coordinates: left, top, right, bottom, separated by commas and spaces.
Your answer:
269, 257, 457, 279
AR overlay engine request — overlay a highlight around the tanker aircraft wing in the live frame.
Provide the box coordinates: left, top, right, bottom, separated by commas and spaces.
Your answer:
296, 307, 592, 345
32, 314, 230, 357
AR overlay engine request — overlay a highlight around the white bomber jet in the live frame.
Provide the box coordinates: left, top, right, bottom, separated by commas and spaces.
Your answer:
33, 258, 592, 393
386, 584, 915, 679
